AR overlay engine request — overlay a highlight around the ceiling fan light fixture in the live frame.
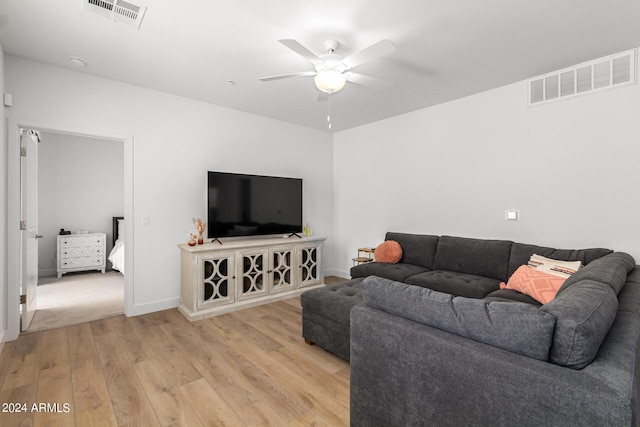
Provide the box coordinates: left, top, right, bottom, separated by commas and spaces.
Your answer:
314, 69, 347, 94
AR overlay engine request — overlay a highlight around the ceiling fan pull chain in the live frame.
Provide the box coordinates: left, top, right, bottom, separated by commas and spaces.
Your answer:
327, 94, 332, 129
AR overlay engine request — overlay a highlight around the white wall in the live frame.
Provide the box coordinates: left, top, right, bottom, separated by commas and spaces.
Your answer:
5, 55, 333, 315
332, 75, 640, 277
10, 45, 639, 322
38, 132, 124, 277
0, 43, 7, 343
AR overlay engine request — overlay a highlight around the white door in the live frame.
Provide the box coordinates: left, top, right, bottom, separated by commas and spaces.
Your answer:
21, 129, 40, 331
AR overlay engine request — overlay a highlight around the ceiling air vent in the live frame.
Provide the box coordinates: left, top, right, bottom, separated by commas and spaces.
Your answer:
82, 0, 147, 29
528, 49, 636, 106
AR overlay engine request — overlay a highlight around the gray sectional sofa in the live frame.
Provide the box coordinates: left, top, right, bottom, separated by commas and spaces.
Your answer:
300, 232, 640, 426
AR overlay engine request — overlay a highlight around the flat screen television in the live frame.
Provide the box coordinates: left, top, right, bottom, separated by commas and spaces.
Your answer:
207, 171, 303, 239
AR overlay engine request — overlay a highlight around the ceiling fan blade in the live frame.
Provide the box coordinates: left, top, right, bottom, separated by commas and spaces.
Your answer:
347, 72, 393, 89
343, 39, 396, 69
259, 71, 317, 81
278, 39, 322, 64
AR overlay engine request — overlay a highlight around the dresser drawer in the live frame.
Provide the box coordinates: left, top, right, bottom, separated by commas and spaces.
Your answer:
59, 246, 104, 259
59, 235, 105, 248
59, 256, 105, 270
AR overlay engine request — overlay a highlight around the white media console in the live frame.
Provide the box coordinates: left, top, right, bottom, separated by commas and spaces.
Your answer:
178, 235, 326, 320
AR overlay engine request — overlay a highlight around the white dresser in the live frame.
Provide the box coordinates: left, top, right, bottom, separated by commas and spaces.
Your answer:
57, 233, 107, 278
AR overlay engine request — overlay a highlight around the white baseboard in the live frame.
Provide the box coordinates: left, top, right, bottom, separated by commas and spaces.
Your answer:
38, 268, 57, 278
127, 297, 180, 317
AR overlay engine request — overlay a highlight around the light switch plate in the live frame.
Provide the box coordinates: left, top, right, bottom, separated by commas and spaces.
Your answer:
505, 210, 519, 221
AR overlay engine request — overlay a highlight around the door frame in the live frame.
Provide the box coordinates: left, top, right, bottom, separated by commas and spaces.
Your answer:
6, 118, 134, 341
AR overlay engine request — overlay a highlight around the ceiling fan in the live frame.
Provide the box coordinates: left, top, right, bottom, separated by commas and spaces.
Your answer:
259, 39, 396, 96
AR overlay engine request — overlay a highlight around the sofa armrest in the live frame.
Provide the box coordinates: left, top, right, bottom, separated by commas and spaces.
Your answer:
350, 303, 639, 426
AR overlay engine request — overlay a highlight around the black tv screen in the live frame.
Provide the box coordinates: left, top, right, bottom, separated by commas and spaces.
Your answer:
207, 171, 303, 238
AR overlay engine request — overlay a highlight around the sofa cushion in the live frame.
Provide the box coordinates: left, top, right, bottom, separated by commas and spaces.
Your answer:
508, 243, 612, 277
432, 236, 513, 281
559, 252, 635, 295
405, 270, 500, 299
361, 276, 556, 361
484, 289, 541, 306
385, 232, 439, 269
374, 240, 402, 264
541, 279, 619, 369
350, 262, 429, 282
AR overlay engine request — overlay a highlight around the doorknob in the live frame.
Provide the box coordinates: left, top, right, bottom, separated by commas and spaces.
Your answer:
35, 235, 43, 239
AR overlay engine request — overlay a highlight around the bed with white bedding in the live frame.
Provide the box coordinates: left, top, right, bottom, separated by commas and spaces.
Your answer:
108, 216, 125, 275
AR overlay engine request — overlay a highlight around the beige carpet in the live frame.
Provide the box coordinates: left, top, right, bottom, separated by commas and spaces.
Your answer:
27, 271, 124, 333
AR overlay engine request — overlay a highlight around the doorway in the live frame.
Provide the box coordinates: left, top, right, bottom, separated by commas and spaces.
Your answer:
27, 131, 125, 332
6, 119, 134, 341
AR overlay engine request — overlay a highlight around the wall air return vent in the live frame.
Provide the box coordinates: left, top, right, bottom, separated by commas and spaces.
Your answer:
82, 0, 147, 29
528, 49, 636, 106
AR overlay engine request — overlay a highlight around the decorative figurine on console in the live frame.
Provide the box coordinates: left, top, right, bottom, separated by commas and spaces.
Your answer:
193, 218, 206, 244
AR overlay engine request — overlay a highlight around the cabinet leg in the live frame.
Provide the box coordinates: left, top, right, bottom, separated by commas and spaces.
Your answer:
304, 338, 314, 346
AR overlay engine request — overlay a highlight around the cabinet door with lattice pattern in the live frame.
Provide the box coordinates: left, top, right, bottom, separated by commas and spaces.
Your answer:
269, 246, 297, 293
237, 248, 269, 300
299, 242, 323, 288
197, 252, 236, 309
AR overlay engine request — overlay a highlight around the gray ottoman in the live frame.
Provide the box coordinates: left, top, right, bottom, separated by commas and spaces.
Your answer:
300, 277, 365, 361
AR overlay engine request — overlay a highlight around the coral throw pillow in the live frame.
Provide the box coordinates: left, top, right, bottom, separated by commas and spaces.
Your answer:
500, 265, 566, 304
375, 240, 403, 264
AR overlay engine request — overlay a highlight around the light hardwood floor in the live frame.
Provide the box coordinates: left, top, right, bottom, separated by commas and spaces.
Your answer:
0, 282, 351, 426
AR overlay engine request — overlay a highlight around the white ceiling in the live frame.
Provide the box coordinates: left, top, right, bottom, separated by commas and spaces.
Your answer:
1, 0, 640, 132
